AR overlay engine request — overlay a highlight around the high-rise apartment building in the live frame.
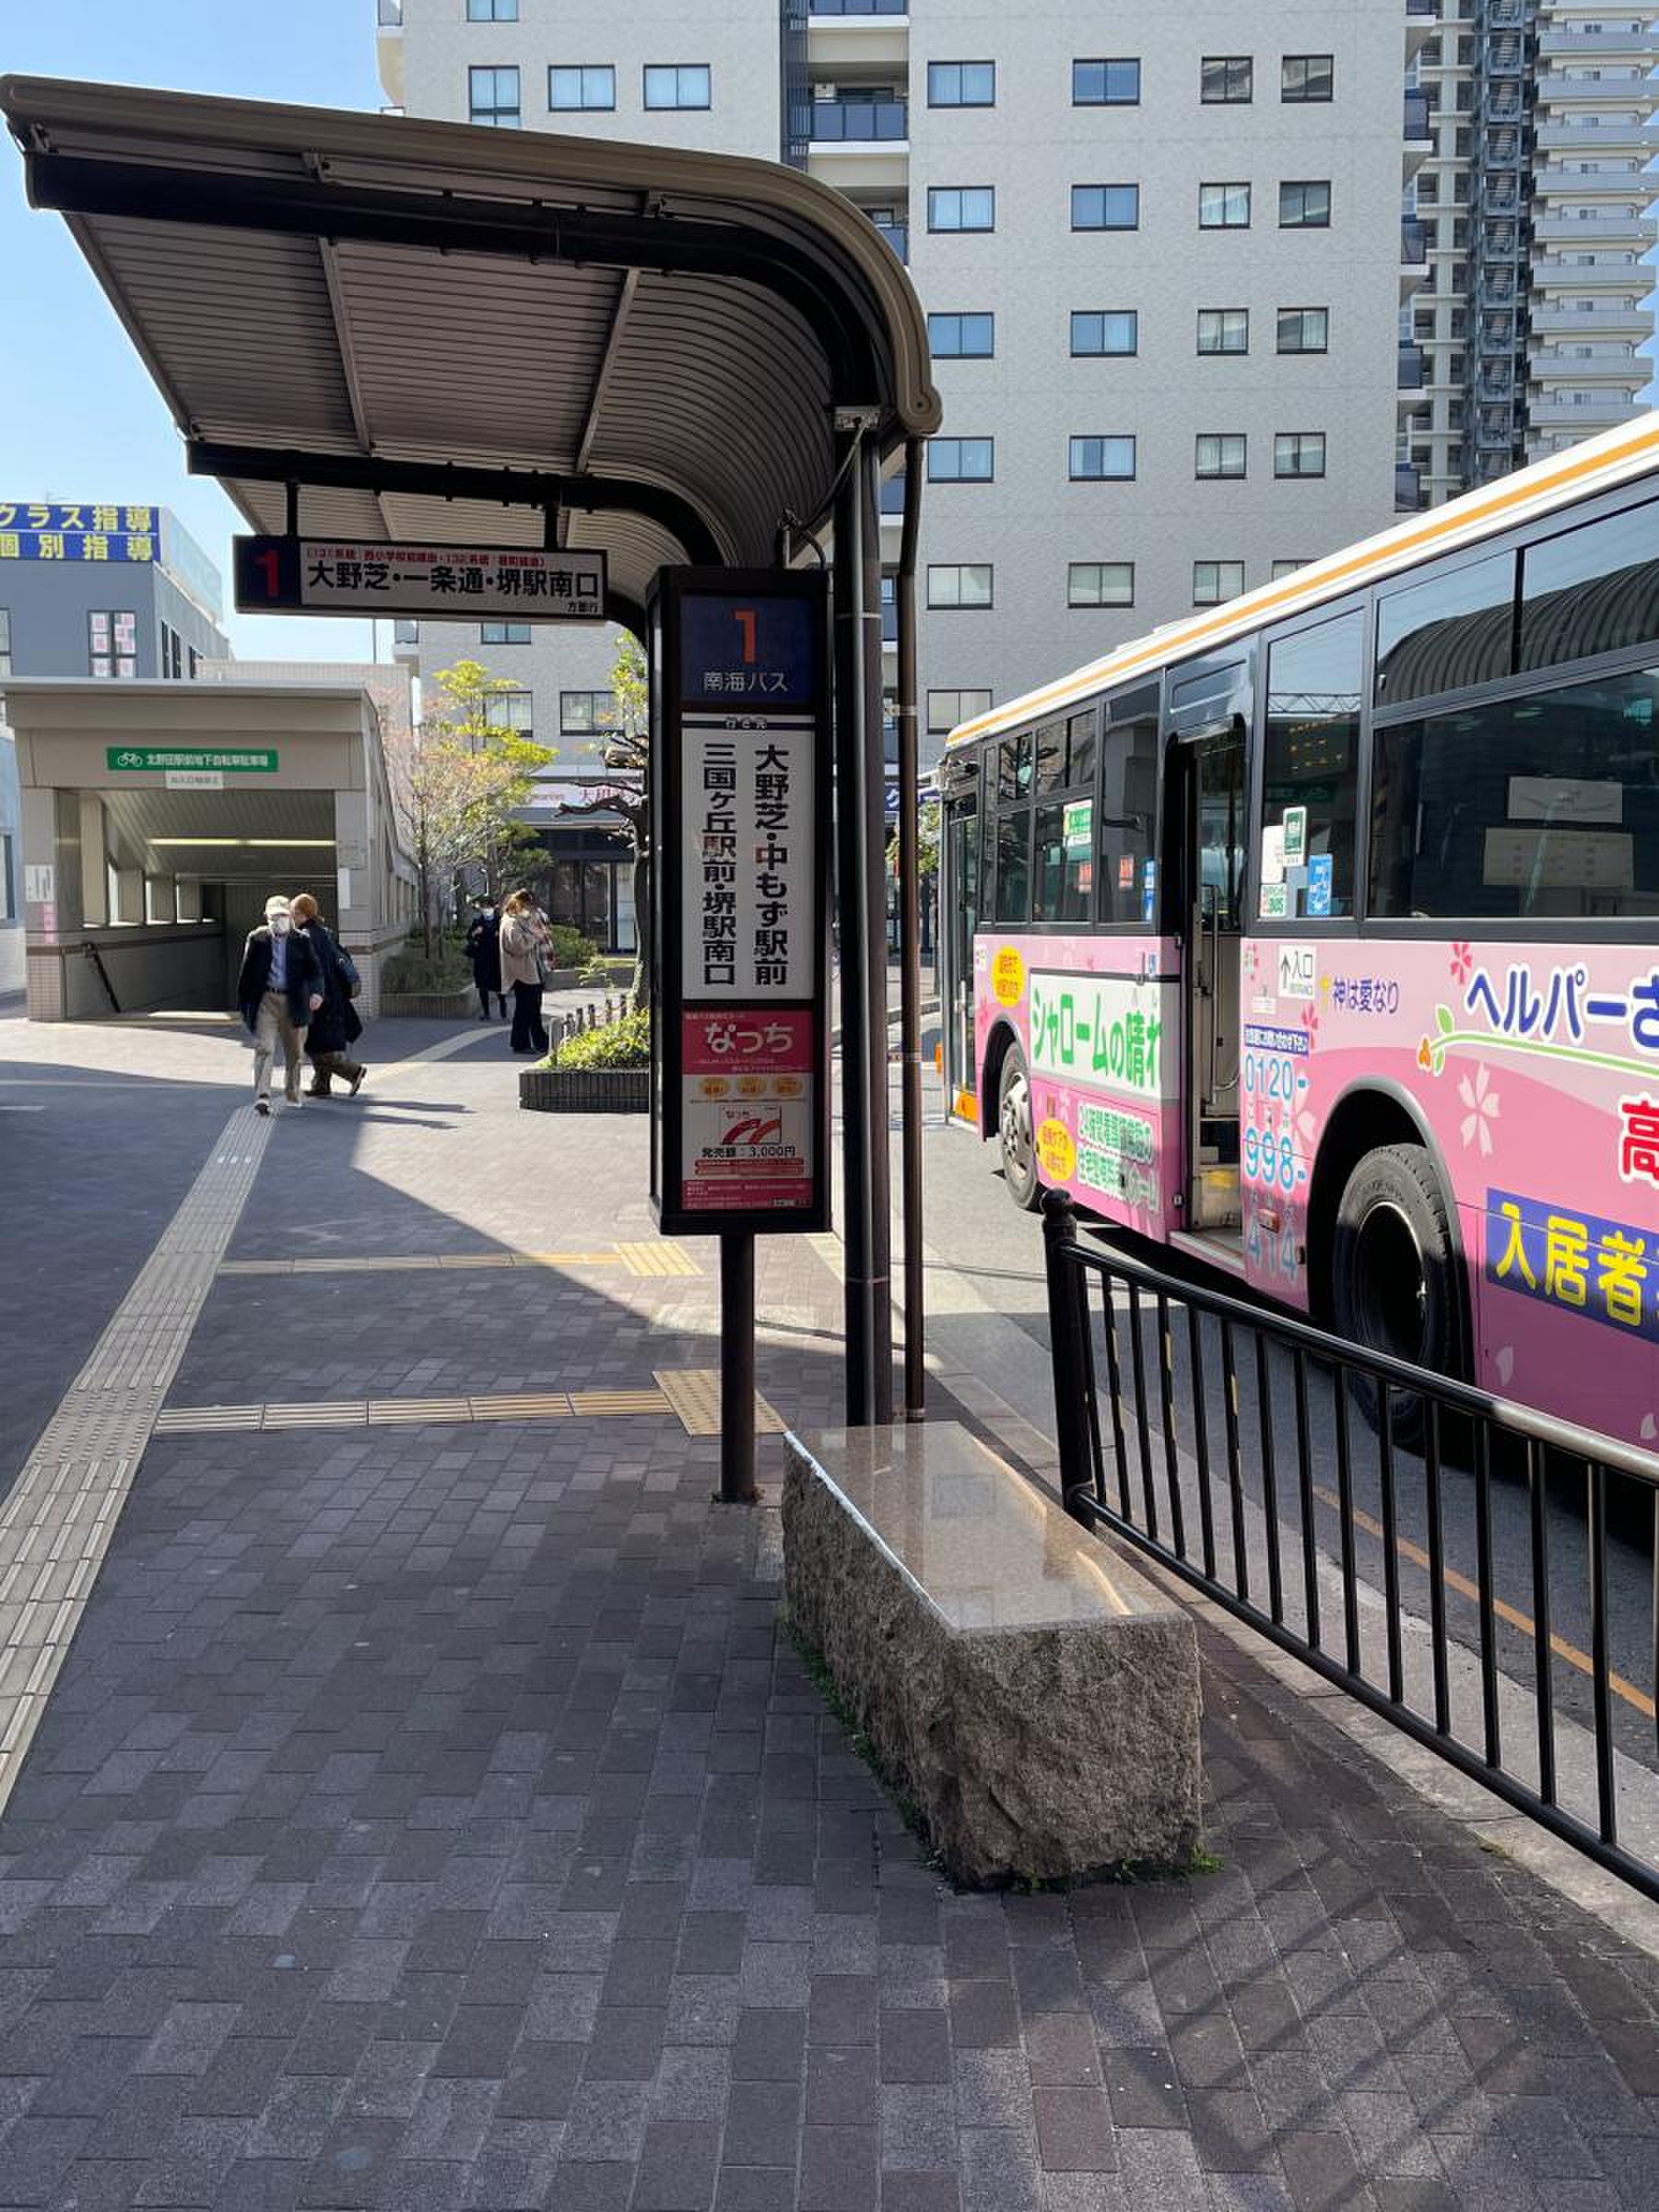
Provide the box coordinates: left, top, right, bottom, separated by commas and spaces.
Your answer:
375, 1, 1424, 833
1400, 1, 1656, 509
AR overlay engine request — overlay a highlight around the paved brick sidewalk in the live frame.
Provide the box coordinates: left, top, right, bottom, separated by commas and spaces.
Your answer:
0, 1031, 1653, 2210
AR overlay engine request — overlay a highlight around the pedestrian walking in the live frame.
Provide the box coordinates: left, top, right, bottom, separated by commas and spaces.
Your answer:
465, 895, 507, 1022
289, 892, 367, 1099
237, 894, 323, 1115
499, 888, 550, 1056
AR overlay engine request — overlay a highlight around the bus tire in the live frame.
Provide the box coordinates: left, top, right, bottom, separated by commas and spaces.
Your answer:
996, 1044, 1042, 1211
1330, 1143, 1461, 1444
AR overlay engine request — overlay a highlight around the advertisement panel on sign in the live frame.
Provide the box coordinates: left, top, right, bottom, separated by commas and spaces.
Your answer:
234, 536, 606, 622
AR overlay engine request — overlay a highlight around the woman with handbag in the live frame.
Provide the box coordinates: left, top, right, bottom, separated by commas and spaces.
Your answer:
289, 892, 367, 1097
499, 888, 551, 1057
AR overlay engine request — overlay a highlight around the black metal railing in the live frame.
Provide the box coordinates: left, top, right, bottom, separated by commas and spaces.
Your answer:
809, 98, 908, 141
1041, 1192, 1659, 1904
809, 0, 907, 12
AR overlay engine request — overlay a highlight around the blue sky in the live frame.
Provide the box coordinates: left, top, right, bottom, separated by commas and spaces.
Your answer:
0, 3, 386, 662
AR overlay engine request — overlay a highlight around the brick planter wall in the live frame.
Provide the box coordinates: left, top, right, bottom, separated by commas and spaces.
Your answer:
379, 988, 476, 1021
519, 1065, 649, 1113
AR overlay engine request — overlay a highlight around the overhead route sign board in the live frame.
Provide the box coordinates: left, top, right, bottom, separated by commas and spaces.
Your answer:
650, 570, 831, 1238
232, 535, 606, 620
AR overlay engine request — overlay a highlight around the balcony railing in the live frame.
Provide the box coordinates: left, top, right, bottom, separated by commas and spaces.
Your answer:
1406, 0, 1437, 16
879, 477, 907, 516
1394, 463, 1423, 512
1403, 90, 1431, 142
810, 0, 907, 12
872, 222, 909, 263
1401, 218, 1430, 265
377, 0, 402, 24
1397, 345, 1426, 391
809, 98, 908, 141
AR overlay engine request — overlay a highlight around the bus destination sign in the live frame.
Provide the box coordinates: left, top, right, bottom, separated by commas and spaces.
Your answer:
233, 535, 606, 621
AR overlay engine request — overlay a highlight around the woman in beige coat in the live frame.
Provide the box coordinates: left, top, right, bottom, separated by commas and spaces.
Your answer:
499, 888, 551, 1055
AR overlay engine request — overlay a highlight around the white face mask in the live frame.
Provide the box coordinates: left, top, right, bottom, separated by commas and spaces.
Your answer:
482, 907, 494, 919
270, 913, 290, 936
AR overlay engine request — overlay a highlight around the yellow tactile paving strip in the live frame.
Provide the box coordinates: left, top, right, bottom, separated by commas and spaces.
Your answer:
0, 1106, 272, 1817
218, 1241, 700, 1280
654, 1370, 785, 1439
153, 1385, 677, 1436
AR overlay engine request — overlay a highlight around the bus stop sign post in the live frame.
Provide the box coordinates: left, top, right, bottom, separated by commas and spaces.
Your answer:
648, 569, 832, 1505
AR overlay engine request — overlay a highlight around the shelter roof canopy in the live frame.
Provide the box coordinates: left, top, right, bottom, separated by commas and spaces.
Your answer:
1, 76, 939, 622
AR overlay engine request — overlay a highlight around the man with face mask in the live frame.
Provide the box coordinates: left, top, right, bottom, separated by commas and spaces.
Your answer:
464, 893, 506, 1022
237, 894, 324, 1114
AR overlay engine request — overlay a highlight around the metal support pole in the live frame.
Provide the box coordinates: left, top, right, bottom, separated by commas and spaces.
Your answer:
1041, 1189, 1094, 1527
895, 438, 925, 1419
718, 1231, 759, 1504
831, 421, 893, 1425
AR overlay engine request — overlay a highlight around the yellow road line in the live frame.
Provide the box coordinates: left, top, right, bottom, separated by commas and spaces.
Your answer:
1312, 1484, 1654, 1722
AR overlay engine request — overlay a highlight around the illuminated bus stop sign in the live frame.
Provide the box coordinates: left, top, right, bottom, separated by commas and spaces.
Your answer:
232, 535, 606, 620
650, 571, 830, 1238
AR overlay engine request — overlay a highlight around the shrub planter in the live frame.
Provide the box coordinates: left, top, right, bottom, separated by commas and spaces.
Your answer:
519, 1065, 649, 1113
379, 987, 477, 1020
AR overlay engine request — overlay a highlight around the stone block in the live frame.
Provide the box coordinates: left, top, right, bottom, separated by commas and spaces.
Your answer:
782, 1425, 1201, 1887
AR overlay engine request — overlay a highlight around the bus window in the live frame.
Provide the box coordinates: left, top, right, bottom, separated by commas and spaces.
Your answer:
1066, 710, 1097, 792
1375, 548, 1515, 707
994, 806, 1031, 924
1099, 699, 1158, 924
1370, 663, 1659, 921
1262, 610, 1362, 918
998, 732, 1032, 801
1035, 720, 1067, 794
1519, 497, 1659, 675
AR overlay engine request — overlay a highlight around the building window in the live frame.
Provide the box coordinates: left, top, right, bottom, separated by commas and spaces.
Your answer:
549, 65, 615, 111
484, 688, 534, 735
1197, 308, 1249, 355
88, 609, 136, 678
928, 185, 994, 232
1069, 436, 1135, 481
928, 312, 994, 358
643, 64, 710, 110
1279, 180, 1331, 229
467, 0, 518, 18
1067, 562, 1135, 607
1282, 53, 1334, 102
468, 65, 521, 126
1072, 183, 1139, 230
928, 437, 994, 482
1194, 562, 1244, 606
1071, 310, 1137, 356
1201, 56, 1253, 103
481, 622, 532, 644
1277, 307, 1329, 354
1195, 434, 1248, 479
0, 609, 9, 677
160, 621, 182, 679
927, 687, 993, 734
927, 60, 994, 107
1072, 58, 1140, 106
1274, 431, 1326, 478
560, 690, 621, 736
1271, 559, 1309, 581
927, 563, 994, 609
1199, 182, 1251, 229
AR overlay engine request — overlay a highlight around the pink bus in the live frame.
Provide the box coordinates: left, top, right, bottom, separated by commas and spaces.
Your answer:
936, 416, 1659, 1451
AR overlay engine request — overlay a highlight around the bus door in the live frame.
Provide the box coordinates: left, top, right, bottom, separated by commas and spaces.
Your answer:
1166, 656, 1252, 1238
940, 784, 980, 1114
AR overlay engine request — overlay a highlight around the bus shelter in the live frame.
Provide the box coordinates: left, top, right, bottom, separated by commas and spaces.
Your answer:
2, 74, 941, 1430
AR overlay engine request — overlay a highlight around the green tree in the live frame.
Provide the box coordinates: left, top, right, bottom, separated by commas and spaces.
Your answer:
558, 632, 653, 1005
404, 659, 556, 952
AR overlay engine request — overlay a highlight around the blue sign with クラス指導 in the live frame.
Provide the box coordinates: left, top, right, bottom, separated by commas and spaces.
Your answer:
1486, 1185, 1657, 1344
680, 593, 818, 710
0, 501, 157, 565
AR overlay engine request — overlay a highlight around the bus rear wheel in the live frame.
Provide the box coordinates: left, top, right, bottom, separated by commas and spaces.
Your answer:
997, 1045, 1042, 1211
1330, 1143, 1461, 1445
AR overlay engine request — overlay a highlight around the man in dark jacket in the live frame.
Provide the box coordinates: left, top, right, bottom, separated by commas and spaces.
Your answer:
290, 892, 367, 1098
237, 894, 324, 1114
465, 896, 507, 1021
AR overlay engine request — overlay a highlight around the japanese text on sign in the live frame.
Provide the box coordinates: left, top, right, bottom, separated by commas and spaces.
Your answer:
1029, 971, 1171, 1101
1486, 1186, 1659, 1344
0, 502, 156, 565
681, 719, 813, 1000
234, 536, 606, 622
